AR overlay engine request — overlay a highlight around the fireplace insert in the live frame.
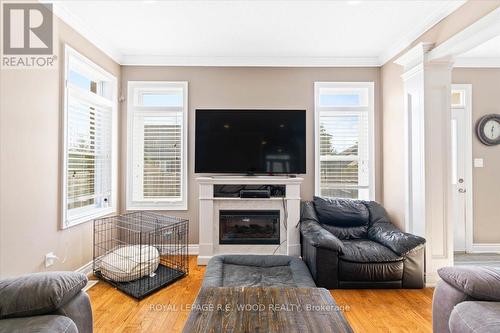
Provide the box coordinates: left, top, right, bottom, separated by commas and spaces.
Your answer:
219, 210, 280, 245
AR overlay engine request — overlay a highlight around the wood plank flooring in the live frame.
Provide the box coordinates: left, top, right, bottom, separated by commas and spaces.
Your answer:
88, 256, 434, 333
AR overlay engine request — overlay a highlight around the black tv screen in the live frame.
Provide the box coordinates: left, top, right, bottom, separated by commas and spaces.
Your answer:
195, 110, 306, 174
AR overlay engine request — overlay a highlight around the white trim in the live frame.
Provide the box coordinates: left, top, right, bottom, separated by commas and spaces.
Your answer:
48, 0, 463, 67
50, 2, 123, 63
428, 7, 500, 63
75, 260, 93, 276
188, 244, 199, 255
454, 57, 500, 68
314, 81, 375, 200
469, 243, 500, 253
379, 1, 465, 65
394, 43, 434, 70
126, 81, 188, 211
61, 45, 118, 229
451, 84, 474, 254
120, 55, 381, 67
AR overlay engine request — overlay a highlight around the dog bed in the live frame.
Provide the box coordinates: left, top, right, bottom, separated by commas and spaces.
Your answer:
100, 245, 160, 282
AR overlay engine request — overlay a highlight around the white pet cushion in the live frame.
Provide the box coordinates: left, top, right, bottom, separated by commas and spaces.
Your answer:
100, 245, 160, 282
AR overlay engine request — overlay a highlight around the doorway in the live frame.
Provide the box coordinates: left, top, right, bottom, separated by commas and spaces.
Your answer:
450, 84, 473, 253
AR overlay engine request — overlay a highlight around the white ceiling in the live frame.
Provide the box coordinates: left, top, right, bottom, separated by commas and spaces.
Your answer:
455, 34, 500, 67
51, 0, 465, 66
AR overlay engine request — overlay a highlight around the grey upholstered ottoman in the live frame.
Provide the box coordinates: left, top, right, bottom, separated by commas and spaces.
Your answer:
202, 255, 316, 288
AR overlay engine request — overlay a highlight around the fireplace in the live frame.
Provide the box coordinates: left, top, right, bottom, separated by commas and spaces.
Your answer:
219, 210, 280, 245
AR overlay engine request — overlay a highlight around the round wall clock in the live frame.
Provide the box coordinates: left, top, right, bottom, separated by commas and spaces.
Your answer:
476, 114, 500, 146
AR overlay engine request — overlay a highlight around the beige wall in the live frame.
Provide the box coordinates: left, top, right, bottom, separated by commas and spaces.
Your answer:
121, 66, 382, 244
381, 0, 500, 230
0, 19, 121, 278
452, 68, 500, 243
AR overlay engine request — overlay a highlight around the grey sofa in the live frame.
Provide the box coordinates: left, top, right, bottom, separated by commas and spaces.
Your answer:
300, 197, 426, 289
433, 266, 500, 333
202, 255, 316, 288
0, 271, 92, 333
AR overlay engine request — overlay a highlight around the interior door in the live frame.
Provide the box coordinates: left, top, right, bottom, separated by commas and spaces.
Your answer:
451, 90, 467, 252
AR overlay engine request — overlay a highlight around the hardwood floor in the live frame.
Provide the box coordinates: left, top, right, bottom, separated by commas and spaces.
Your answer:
88, 256, 434, 333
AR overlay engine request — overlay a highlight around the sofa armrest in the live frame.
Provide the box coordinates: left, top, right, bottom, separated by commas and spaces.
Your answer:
438, 266, 500, 301
0, 272, 88, 319
368, 223, 425, 256
300, 219, 344, 254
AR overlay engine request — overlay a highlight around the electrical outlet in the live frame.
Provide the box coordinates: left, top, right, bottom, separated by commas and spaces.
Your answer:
45, 252, 59, 268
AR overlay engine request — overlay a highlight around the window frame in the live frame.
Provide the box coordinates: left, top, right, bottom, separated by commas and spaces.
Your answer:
126, 81, 188, 211
61, 45, 118, 229
314, 81, 375, 200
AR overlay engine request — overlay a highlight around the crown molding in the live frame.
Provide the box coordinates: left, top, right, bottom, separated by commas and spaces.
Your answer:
48, 1, 123, 64
120, 55, 381, 67
454, 57, 500, 68
46, 0, 465, 68
379, 0, 466, 66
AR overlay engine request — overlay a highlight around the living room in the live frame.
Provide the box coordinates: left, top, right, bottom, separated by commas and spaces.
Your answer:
1, 1, 500, 332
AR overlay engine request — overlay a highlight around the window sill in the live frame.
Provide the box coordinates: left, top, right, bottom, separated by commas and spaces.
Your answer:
62, 207, 116, 229
126, 203, 188, 211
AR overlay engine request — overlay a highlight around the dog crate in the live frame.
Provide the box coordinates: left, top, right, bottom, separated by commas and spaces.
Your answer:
93, 212, 188, 299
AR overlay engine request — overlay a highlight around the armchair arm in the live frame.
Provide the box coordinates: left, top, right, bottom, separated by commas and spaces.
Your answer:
0, 271, 88, 319
438, 266, 500, 301
368, 223, 425, 256
300, 219, 344, 253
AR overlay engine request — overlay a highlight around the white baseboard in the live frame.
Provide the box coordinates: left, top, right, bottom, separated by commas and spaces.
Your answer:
188, 244, 199, 255
469, 243, 500, 253
75, 261, 93, 276
425, 272, 439, 288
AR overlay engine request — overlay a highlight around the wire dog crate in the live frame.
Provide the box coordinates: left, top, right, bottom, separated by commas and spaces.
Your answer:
93, 212, 188, 299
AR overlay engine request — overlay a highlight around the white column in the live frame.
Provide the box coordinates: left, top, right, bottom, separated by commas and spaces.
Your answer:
198, 181, 214, 265
285, 182, 301, 257
395, 43, 454, 285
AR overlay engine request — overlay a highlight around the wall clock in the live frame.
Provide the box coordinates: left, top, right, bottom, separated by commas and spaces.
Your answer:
476, 114, 500, 146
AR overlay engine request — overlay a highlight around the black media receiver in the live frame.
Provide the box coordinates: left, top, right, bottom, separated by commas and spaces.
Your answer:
239, 189, 271, 198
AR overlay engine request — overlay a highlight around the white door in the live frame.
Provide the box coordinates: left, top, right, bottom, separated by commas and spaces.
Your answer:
451, 85, 472, 252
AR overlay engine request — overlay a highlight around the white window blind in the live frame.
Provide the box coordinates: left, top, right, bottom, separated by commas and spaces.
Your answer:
127, 82, 188, 210
315, 82, 374, 200
63, 45, 117, 228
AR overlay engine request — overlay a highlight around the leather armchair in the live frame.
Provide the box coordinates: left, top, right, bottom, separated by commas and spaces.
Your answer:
300, 197, 426, 289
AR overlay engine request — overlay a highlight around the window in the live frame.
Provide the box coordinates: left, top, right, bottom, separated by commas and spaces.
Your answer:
127, 81, 188, 210
62, 45, 117, 228
315, 82, 374, 200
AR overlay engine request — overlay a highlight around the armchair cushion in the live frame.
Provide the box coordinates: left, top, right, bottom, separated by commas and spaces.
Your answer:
313, 197, 369, 227
0, 272, 87, 319
340, 240, 403, 263
438, 266, 500, 302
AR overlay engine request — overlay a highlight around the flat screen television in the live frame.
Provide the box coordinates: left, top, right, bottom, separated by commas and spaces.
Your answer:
195, 109, 306, 174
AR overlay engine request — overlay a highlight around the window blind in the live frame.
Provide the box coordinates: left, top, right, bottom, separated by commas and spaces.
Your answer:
66, 88, 113, 219
132, 114, 183, 201
319, 113, 369, 199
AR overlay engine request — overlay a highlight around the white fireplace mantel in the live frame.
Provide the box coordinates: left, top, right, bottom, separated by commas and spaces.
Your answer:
197, 176, 303, 265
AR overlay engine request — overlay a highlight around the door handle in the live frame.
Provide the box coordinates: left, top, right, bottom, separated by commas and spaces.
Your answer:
458, 188, 466, 193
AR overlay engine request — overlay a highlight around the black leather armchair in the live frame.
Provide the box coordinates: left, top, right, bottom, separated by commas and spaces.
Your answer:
300, 197, 426, 289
